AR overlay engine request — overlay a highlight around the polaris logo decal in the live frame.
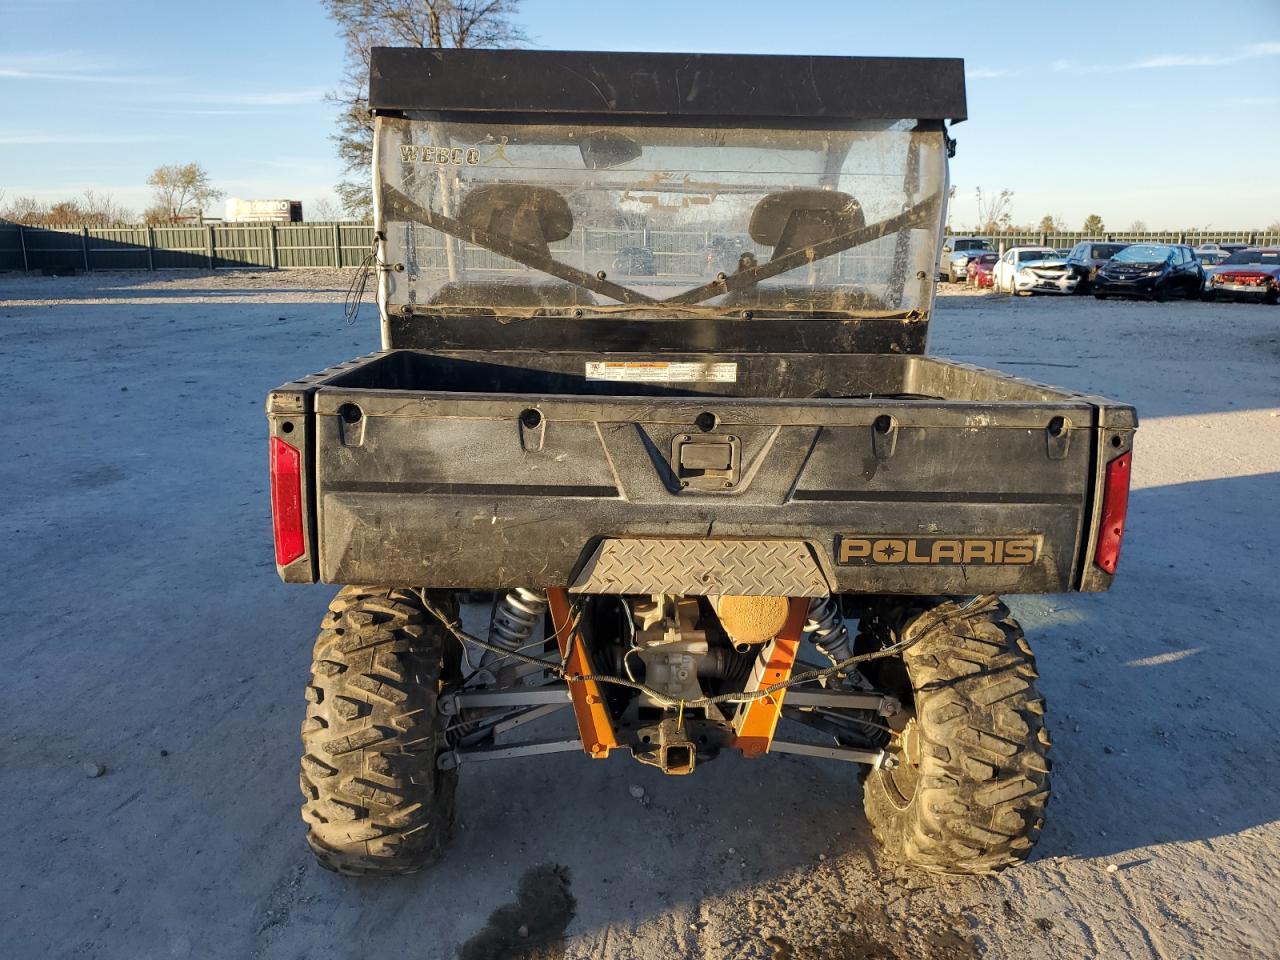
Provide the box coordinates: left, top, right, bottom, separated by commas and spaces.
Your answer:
835, 535, 1040, 566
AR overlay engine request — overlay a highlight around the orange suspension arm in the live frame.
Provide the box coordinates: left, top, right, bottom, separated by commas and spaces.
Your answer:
546, 588, 618, 759
731, 597, 809, 758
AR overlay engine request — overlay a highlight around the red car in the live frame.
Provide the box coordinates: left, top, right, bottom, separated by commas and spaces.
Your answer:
966, 251, 999, 288
1203, 248, 1280, 304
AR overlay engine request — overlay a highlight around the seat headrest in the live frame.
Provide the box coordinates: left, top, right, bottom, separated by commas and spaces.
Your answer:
457, 185, 573, 257
749, 189, 864, 260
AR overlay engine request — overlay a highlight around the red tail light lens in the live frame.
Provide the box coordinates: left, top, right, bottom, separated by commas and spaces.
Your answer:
270, 436, 305, 566
1094, 451, 1132, 574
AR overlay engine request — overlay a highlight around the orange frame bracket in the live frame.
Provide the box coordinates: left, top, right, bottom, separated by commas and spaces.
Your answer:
546, 588, 619, 759
731, 597, 809, 758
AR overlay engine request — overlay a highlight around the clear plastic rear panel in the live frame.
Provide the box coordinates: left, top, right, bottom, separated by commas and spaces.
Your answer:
375, 115, 946, 320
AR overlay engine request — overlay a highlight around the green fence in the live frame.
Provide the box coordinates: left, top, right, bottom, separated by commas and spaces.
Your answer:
963, 231, 1280, 250
0, 222, 375, 272
1, 220, 1277, 274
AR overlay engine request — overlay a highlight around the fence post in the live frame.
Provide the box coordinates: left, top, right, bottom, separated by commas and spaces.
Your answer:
18, 225, 29, 272
146, 226, 155, 271
332, 224, 342, 267
206, 224, 216, 270
269, 224, 279, 269
81, 227, 91, 272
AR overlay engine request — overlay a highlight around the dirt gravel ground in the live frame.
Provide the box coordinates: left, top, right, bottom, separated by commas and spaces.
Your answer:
2, 270, 1278, 960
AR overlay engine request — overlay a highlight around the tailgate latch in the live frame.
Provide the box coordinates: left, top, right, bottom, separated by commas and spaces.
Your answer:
672, 434, 740, 491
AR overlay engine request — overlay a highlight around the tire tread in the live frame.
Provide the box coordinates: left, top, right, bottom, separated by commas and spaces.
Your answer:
299, 586, 459, 877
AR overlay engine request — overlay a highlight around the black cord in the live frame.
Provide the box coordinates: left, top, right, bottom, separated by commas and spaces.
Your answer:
343, 252, 375, 326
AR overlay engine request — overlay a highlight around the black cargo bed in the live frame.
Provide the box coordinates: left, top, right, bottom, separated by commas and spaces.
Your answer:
267, 350, 1135, 597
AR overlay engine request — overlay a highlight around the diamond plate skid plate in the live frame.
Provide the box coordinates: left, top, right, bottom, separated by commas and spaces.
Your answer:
570, 539, 831, 597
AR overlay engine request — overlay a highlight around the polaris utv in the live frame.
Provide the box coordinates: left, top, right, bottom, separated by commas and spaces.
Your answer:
267, 48, 1135, 877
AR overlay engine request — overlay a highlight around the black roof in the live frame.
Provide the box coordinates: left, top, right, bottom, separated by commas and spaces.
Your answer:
368, 48, 967, 123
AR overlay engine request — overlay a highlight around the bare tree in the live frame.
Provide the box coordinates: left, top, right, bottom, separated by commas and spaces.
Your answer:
324, 0, 528, 218
79, 190, 135, 225
1, 195, 45, 224
1128, 219, 1148, 232
309, 197, 345, 221
146, 163, 224, 223
1, 191, 134, 226
974, 187, 1014, 234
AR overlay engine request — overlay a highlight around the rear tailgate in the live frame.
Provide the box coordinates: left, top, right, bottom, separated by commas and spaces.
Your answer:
267, 352, 1135, 596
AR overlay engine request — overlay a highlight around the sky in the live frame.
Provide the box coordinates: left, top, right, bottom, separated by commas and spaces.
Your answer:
1, 0, 1277, 228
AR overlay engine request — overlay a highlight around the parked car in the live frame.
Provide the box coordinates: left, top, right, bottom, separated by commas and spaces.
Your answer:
1195, 249, 1230, 268
966, 251, 999, 288
611, 245, 656, 276
939, 236, 994, 282
1065, 241, 1131, 293
1195, 242, 1249, 255
1093, 243, 1203, 301
704, 235, 753, 276
991, 246, 1078, 295
1201, 248, 1280, 303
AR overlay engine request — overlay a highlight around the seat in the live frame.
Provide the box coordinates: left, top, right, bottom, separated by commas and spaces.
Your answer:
722, 284, 884, 315
427, 184, 596, 310
428, 280, 597, 309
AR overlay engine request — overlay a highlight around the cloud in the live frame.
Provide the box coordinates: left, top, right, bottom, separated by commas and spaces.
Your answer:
121, 107, 269, 117
0, 50, 160, 84
965, 66, 1013, 80
0, 132, 170, 145
1052, 40, 1280, 74
157, 88, 328, 107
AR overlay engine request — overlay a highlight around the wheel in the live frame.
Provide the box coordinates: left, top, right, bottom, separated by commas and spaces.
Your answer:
1152, 283, 1168, 303
858, 598, 1050, 875
300, 586, 460, 876
1094, 292, 1108, 300
1265, 289, 1278, 305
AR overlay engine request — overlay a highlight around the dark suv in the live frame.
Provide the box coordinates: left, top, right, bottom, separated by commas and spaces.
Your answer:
1065, 241, 1130, 294
1093, 243, 1203, 301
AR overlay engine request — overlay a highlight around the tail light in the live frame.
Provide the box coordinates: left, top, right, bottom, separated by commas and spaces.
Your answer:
1094, 451, 1132, 574
270, 436, 305, 566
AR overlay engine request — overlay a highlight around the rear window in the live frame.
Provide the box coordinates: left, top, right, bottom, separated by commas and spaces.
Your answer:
1091, 244, 1126, 259
1223, 250, 1280, 267
955, 239, 993, 251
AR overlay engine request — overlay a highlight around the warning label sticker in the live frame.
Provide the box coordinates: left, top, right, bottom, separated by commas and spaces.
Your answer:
584, 361, 738, 383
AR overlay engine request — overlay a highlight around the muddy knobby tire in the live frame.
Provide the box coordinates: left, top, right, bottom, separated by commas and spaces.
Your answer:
300, 586, 459, 877
860, 598, 1051, 874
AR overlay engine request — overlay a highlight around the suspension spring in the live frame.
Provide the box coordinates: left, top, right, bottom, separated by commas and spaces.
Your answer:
489, 587, 549, 650
805, 595, 854, 665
